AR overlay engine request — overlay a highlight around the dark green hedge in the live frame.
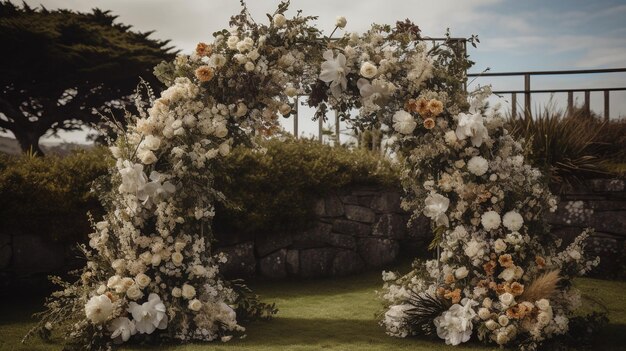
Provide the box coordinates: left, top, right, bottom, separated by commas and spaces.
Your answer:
0, 139, 399, 244
0, 147, 111, 243
213, 138, 399, 236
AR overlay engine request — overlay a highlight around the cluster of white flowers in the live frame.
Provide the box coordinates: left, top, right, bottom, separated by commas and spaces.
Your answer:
376, 87, 599, 348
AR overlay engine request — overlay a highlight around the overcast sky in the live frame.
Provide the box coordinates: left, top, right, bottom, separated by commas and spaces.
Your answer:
13, 0, 626, 143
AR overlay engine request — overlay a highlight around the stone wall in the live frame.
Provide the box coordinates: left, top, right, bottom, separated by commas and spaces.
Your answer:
215, 186, 430, 279
2, 179, 624, 290
547, 178, 626, 277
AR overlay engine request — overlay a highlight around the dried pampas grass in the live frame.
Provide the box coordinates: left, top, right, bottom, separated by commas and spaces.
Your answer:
520, 270, 561, 302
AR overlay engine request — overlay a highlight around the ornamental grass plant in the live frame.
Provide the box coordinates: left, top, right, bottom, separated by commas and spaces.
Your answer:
506, 106, 626, 188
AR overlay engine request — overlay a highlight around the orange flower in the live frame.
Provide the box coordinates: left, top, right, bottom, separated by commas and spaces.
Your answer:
444, 273, 456, 284
195, 66, 215, 82
499, 254, 514, 268
483, 260, 496, 276
506, 304, 529, 319
423, 118, 435, 129
444, 288, 462, 304
510, 282, 524, 296
495, 283, 507, 295
428, 99, 444, 116
535, 256, 546, 268
436, 287, 446, 297
404, 98, 418, 112
416, 98, 430, 117
195, 42, 213, 57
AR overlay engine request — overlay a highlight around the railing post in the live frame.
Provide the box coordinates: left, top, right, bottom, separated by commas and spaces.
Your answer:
318, 114, 323, 143
334, 110, 340, 146
524, 74, 531, 115
604, 90, 610, 121
511, 93, 517, 118
584, 90, 590, 116
293, 96, 299, 138
567, 91, 573, 115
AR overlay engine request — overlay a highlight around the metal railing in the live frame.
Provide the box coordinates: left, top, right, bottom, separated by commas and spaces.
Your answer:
467, 68, 626, 119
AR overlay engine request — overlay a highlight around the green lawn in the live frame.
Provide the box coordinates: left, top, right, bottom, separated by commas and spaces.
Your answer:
2, 270, 625, 351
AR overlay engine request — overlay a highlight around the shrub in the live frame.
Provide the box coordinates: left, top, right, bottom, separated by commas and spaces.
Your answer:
0, 147, 111, 243
213, 137, 399, 237
506, 107, 626, 188
0, 139, 399, 244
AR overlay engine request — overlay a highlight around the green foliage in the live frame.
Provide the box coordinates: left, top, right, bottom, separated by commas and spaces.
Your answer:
506, 107, 626, 188
0, 1, 175, 154
0, 139, 398, 244
0, 147, 111, 243
214, 137, 400, 236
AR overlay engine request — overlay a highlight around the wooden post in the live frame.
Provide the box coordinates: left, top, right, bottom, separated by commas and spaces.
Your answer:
511, 93, 517, 118
604, 90, 610, 120
567, 91, 573, 115
334, 110, 340, 146
584, 90, 590, 116
293, 96, 299, 138
318, 115, 323, 143
524, 74, 531, 116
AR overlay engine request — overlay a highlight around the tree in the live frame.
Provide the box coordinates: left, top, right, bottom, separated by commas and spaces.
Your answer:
0, 1, 176, 154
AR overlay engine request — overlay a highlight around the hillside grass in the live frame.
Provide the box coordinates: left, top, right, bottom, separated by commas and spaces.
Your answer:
2, 270, 625, 351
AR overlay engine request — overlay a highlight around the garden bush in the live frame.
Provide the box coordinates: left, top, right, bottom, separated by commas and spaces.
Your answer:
506, 107, 626, 188
0, 138, 398, 244
213, 137, 400, 237
0, 147, 111, 243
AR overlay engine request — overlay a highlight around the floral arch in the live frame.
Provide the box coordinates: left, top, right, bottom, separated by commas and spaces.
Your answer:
27, 2, 597, 351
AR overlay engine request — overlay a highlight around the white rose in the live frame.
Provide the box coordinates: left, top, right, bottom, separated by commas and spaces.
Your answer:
455, 266, 469, 279
126, 284, 143, 300
481, 211, 501, 231
536, 299, 550, 311
181, 283, 196, 299
85, 295, 113, 324
498, 315, 510, 326
485, 319, 498, 331
496, 332, 509, 345
359, 62, 378, 78
499, 292, 515, 307
174, 241, 186, 251
537, 311, 552, 325
467, 156, 489, 176
172, 287, 182, 298
514, 266, 524, 280
478, 308, 491, 320
244, 61, 255, 72
188, 298, 203, 312
226, 35, 239, 50
285, 86, 298, 97
392, 110, 417, 135
483, 297, 493, 308
502, 211, 524, 231
494, 239, 507, 253
138, 149, 157, 165
279, 103, 292, 116
192, 265, 207, 277
151, 254, 162, 266
135, 273, 151, 288
171, 252, 183, 266
444, 130, 458, 145
335, 16, 347, 28
498, 267, 516, 282
142, 135, 161, 151
273, 13, 287, 27
569, 250, 581, 261
219, 142, 231, 157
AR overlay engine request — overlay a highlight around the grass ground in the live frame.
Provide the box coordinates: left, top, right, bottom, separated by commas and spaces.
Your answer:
2, 269, 625, 351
